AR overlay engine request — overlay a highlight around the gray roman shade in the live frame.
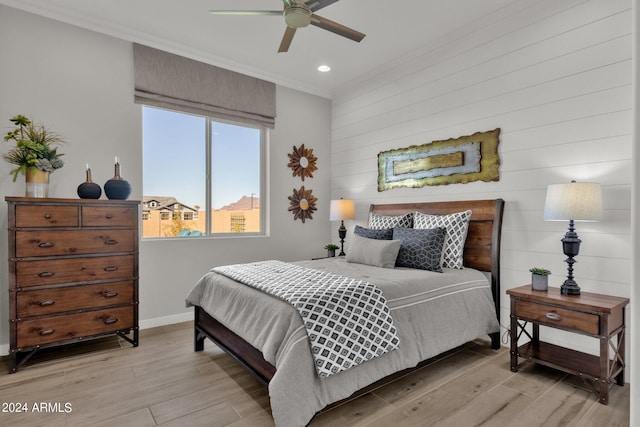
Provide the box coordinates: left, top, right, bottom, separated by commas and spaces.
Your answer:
133, 43, 276, 128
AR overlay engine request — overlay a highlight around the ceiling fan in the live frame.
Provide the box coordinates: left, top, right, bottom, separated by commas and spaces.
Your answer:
209, 0, 366, 53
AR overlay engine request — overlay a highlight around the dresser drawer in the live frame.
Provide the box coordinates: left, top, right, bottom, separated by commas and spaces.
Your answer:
82, 206, 135, 227
15, 205, 78, 228
16, 281, 134, 317
17, 306, 134, 348
15, 230, 134, 257
515, 300, 599, 335
15, 255, 134, 288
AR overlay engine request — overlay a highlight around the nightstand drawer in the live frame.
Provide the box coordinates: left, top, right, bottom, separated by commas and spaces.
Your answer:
515, 300, 599, 335
17, 306, 134, 347
16, 281, 135, 317
15, 205, 79, 228
82, 206, 136, 227
15, 255, 134, 288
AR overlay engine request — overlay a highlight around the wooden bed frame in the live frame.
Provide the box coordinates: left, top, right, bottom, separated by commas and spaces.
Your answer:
194, 198, 505, 385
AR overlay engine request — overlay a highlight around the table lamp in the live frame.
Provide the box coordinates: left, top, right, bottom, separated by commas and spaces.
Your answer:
329, 198, 355, 256
543, 181, 602, 295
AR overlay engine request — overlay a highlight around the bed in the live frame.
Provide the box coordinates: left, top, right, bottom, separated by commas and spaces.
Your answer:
186, 199, 504, 426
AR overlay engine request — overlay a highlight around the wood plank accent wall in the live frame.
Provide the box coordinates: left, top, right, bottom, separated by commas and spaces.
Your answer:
330, 0, 632, 361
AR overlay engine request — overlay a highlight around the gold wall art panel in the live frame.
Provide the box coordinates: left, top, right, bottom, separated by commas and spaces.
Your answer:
377, 128, 501, 191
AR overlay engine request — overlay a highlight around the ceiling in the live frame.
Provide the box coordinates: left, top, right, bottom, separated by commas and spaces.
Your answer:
1, 0, 518, 98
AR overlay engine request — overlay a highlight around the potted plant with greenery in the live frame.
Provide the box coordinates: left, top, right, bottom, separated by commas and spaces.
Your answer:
530, 267, 551, 291
3, 114, 65, 197
324, 243, 339, 257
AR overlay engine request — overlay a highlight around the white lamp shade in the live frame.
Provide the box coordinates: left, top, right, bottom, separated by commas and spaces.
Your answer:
329, 199, 355, 221
544, 182, 602, 221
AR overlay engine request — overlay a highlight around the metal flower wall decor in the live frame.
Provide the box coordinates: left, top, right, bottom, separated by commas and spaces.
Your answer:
287, 144, 318, 181
288, 186, 317, 223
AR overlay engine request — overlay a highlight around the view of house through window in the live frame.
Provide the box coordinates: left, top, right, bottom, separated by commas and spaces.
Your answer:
142, 106, 263, 238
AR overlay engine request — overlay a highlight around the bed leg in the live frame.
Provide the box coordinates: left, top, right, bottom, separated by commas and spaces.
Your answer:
195, 327, 205, 352
489, 332, 500, 350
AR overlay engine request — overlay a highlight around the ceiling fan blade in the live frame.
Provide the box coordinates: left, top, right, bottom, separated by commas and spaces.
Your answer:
305, 0, 341, 12
209, 10, 282, 16
278, 27, 297, 53
310, 14, 365, 43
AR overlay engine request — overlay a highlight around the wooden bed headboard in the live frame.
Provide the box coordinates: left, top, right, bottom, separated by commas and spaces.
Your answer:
369, 199, 505, 321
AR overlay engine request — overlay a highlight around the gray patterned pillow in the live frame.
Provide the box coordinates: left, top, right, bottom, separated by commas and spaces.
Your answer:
345, 234, 402, 269
413, 210, 472, 269
392, 227, 445, 272
354, 225, 393, 240
368, 212, 413, 229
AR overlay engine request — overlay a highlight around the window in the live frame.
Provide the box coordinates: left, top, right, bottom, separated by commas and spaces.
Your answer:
142, 106, 265, 238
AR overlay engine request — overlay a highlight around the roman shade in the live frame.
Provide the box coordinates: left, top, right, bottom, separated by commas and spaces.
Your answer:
133, 43, 276, 128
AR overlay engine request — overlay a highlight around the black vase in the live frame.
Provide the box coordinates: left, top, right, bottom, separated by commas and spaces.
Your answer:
104, 162, 131, 200
77, 168, 102, 199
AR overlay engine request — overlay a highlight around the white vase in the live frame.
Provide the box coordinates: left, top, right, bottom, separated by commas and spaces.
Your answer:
25, 169, 50, 198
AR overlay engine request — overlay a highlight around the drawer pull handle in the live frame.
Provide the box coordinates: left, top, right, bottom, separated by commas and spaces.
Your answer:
38, 242, 54, 248
38, 271, 55, 277
103, 317, 118, 325
44, 213, 52, 219
105, 214, 113, 219
103, 291, 118, 298
104, 239, 118, 245
545, 312, 562, 321
39, 329, 55, 336
39, 300, 55, 307
103, 266, 118, 272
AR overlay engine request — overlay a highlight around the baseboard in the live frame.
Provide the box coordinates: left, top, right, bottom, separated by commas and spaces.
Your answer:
0, 312, 194, 356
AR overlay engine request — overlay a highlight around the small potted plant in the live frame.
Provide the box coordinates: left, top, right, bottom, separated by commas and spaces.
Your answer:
530, 267, 551, 291
324, 243, 339, 257
3, 114, 65, 197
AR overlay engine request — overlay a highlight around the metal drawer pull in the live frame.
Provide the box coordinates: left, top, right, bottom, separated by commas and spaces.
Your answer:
38, 242, 54, 248
44, 213, 52, 219
545, 312, 562, 321
103, 317, 118, 325
105, 214, 113, 219
103, 291, 118, 298
39, 300, 55, 307
104, 239, 118, 245
38, 271, 55, 277
39, 329, 55, 336
103, 266, 118, 272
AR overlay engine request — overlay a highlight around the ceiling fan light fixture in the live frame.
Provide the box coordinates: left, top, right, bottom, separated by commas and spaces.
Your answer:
284, 5, 312, 28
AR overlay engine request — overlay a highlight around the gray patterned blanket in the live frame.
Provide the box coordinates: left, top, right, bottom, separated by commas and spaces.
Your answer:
212, 260, 400, 378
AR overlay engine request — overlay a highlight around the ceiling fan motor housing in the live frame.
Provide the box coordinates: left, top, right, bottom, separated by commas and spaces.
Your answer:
284, 4, 312, 28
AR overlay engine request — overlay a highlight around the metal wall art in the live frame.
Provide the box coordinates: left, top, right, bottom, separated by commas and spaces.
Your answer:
377, 128, 501, 191
287, 144, 318, 181
288, 186, 317, 223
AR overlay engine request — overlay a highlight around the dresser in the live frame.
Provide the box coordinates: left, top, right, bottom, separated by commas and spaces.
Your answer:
507, 285, 629, 404
6, 197, 139, 373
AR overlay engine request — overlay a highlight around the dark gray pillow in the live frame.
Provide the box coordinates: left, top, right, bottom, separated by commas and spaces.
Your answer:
354, 225, 393, 240
393, 227, 446, 272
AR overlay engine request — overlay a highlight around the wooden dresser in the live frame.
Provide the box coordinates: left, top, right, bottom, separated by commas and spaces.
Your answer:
6, 197, 139, 373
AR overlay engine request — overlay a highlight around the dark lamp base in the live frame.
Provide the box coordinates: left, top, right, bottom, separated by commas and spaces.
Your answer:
560, 280, 581, 295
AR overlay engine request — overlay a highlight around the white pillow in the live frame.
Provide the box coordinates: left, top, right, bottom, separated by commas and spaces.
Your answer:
413, 210, 472, 269
368, 212, 413, 229
346, 234, 402, 269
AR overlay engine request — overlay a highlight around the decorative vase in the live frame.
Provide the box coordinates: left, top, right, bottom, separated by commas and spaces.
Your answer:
531, 273, 548, 291
104, 161, 131, 200
77, 167, 102, 199
25, 168, 50, 198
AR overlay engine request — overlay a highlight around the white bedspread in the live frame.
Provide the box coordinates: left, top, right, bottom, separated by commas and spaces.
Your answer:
186, 258, 499, 427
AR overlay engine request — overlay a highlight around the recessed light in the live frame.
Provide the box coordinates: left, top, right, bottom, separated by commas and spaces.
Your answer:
317, 65, 331, 72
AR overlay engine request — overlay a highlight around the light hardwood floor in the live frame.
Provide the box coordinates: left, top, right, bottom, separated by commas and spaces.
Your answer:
0, 322, 629, 426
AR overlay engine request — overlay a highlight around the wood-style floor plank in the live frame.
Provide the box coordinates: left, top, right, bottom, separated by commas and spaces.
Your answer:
0, 321, 629, 426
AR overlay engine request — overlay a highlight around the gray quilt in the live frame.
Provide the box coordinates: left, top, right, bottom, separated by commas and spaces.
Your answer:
186, 258, 499, 427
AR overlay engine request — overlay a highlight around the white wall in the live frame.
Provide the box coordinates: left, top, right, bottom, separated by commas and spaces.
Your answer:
0, 6, 332, 351
332, 0, 633, 363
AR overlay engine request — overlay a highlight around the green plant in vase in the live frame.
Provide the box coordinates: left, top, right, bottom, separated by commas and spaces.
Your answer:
3, 114, 65, 181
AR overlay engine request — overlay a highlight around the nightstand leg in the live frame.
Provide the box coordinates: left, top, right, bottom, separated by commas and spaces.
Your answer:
510, 298, 518, 372
616, 327, 625, 385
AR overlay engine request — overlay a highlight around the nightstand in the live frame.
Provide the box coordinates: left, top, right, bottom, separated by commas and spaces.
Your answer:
507, 285, 629, 404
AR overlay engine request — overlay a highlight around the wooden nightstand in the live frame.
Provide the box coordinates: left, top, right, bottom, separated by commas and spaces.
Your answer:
507, 285, 629, 404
